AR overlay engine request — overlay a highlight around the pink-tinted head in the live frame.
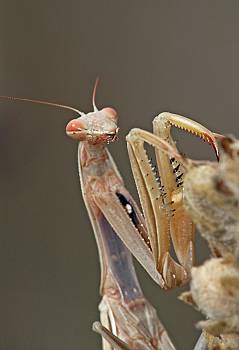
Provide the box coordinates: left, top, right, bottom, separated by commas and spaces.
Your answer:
66, 107, 119, 144
66, 79, 119, 144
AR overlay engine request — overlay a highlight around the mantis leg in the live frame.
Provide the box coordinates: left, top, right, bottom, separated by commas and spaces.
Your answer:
126, 113, 219, 288
93, 322, 133, 350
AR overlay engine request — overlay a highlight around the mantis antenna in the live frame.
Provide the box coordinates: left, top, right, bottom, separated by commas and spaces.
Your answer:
92, 77, 100, 112
0, 95, 84, 117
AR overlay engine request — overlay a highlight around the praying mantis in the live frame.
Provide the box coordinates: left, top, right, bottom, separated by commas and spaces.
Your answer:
64, 81, 219, 349
0, 81, 219, 349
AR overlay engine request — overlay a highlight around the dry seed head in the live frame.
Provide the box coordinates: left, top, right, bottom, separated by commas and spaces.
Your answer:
218, 136, 239, 200
183, 163, 239, 257
190, 257, 239, 329
220, 334, 239, 350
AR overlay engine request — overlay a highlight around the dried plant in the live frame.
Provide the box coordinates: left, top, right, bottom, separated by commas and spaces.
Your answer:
180, 136, 239, 350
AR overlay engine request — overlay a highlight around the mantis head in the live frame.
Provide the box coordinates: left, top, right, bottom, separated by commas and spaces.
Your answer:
65, 107, 119, 144
66, 78, 119, 144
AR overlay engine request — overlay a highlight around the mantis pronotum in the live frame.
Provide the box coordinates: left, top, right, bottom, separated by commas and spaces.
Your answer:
0, 81, 220, 349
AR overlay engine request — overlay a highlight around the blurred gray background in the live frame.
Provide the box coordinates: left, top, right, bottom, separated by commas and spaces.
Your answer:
0, 1, 239, 349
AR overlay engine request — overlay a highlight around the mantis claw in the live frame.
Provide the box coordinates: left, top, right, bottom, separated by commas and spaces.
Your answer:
126, 113, 219, 288
153, 112, 219, 160
162, 252, 188, 288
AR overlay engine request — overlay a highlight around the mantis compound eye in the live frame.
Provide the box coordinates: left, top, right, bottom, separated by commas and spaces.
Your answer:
65, 118, 87, 140
101, 107, 118, 122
